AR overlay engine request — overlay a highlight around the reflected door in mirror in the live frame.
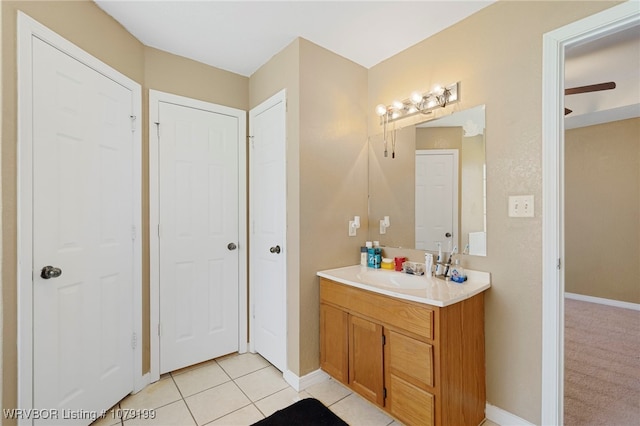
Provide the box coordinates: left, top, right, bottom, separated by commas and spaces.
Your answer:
415, 150, 458, 251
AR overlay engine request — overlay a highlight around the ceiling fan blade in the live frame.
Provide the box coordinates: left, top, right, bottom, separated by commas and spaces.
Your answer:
565, 81, 616, 95
565, 108, 572, 115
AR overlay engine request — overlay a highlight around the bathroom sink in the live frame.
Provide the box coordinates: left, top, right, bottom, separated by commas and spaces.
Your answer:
356, 269, 429, 290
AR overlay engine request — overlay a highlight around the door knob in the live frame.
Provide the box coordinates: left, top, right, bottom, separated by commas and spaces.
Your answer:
227, 242, 237, 251
41, 266, 62, 279
269, 245, 281, 254
445, 232, 452, 238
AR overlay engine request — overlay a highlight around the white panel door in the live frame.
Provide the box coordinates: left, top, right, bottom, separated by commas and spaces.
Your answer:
158, 102, 239, 374
415, 151, 457, 252
249, 92, 287, 372
32, 37, 134, 424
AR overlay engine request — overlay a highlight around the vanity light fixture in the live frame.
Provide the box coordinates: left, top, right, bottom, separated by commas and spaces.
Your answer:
349, 216, 361, 237
379, 216, 390, 234
375, 82, 460, 125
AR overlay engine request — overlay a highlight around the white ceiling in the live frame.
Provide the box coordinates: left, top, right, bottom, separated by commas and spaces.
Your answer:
94, 0, 496, 76
565, 23, 640, 129
95, 1, 639, 127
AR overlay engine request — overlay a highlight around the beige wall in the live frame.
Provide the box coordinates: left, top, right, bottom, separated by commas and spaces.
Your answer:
249, 38, 368, 375
565, 118, 640, 303
368, 127, 416, 248
298, 39, 368, 374
368, 1, 620, 423
1, 0, 249, 420
461, 133, 486, 240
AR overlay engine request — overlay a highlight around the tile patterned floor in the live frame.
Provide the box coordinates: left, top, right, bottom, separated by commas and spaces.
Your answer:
92, 352, 499, 426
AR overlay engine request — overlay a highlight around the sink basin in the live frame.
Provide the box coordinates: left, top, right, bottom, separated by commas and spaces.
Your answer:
356, 269, 429, 290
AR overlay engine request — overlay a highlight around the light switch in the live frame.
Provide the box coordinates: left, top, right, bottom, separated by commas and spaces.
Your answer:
509, 195, 534, 218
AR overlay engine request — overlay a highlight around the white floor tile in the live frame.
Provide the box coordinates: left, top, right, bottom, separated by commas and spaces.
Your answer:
208, 404, 265, 425
172, 361, 231, 397
254, 387, 311, 417
233, 366, 289, 402
216, 352, 270, 379
305, 378, 352, 406
185, 381, 251, 425
120, 376, 182, 410
329, 393, 394, 426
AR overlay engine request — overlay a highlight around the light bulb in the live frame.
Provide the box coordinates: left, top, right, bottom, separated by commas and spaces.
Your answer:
375, 104, 387, 116
433, 85, 443, 95
392, 100, 404, 111
410, 92, 423, 104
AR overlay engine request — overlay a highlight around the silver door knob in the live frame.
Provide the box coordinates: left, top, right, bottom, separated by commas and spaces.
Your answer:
269, 245, 281, 254
41, 265, 62, 279
227, 242, 237, 251
445, 232, 452, 238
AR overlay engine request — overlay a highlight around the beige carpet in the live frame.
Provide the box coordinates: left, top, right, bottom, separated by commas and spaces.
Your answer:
564, 298, 640, 425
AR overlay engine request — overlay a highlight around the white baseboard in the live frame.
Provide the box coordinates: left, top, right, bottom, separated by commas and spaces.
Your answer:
565, 292, 640, 311
283, 368, 330, 392
486, 403, 535, 426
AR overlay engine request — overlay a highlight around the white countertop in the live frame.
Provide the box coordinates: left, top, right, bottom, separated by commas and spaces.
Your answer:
317, 265, 490, 307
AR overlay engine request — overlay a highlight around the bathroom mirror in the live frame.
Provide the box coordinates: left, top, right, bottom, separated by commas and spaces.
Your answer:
368, 105, 486, 255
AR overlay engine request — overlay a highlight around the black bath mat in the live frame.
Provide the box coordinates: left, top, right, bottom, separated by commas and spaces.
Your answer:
252, 398, 348, 426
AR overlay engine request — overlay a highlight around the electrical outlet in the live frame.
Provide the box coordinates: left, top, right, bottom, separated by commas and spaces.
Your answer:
348, 220, 357, 236
509, 195, 534, 218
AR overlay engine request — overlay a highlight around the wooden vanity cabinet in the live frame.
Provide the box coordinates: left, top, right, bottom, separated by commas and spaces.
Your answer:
319, 277, 485, 426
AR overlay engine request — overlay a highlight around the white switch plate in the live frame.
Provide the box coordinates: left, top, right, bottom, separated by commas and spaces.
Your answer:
509, 195, 534, 217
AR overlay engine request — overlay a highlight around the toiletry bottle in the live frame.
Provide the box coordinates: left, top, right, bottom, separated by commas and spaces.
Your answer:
451, 258, 466, 283
374, 247, 382, 269
360, 246, 368, 266
367, 247, 375, 267
425, 252, 434, 276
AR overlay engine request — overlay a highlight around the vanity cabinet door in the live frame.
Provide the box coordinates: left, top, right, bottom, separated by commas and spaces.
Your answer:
349, 315, 384, 406
320, 303, 349, 384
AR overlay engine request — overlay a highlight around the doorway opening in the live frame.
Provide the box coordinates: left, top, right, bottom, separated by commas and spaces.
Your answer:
541, 3, 639, 424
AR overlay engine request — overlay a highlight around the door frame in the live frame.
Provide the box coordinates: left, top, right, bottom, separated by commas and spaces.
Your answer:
541, 2, 639, 424
148, 90, 247, 382
415, 149, 459, 251
248, 89, 288, 364
17, 11, 144, 414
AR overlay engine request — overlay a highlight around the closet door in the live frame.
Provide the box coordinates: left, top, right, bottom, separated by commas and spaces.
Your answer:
249, 90, 287, 372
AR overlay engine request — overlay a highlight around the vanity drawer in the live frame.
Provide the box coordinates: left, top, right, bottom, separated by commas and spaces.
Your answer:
387, 330, 434, 388
320, 278, 434, 340
387, 374, 435, 426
